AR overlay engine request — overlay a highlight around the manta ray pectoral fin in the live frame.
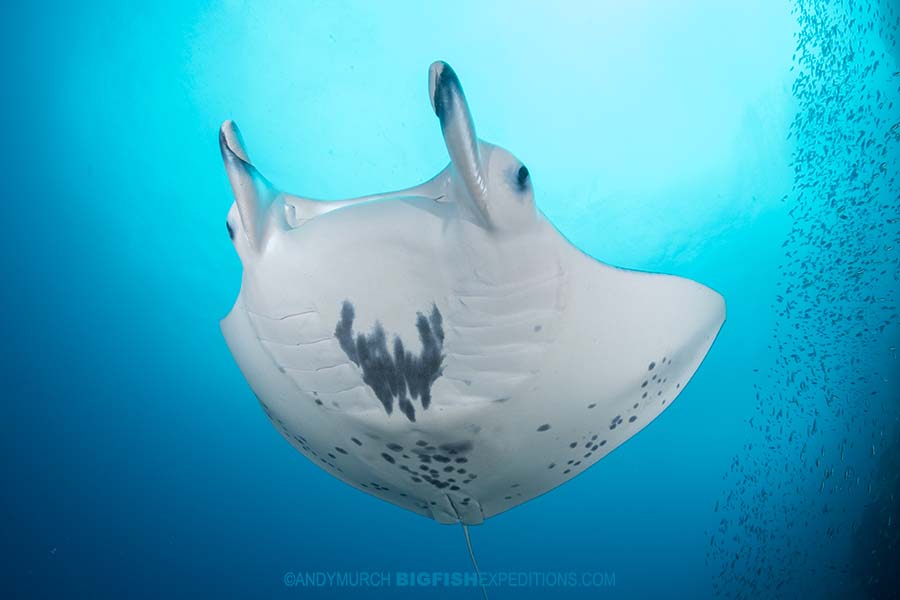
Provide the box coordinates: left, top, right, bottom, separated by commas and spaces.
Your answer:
429, 61, 492, 228
219, 120, 279, 250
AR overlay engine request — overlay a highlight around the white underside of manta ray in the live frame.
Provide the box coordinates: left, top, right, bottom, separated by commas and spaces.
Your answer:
219, 61, 725, 526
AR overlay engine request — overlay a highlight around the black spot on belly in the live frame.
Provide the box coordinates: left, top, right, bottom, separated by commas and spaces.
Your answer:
334, 300, 445, 422
381, 453, 396, 464
537, 424, 551, 432
439, 440, 474, 454
351, 437, 362, 446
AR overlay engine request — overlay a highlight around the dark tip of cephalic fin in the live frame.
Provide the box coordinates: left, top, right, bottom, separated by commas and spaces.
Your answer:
219, 119, 252, 164
429, 61, 463, 126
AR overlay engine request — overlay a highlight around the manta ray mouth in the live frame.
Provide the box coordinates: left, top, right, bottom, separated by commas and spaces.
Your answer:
361, 192, 448, 208
281, 191, 447, 230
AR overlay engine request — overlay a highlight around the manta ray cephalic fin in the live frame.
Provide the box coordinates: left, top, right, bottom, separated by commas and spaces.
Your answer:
219, 120, 281, 250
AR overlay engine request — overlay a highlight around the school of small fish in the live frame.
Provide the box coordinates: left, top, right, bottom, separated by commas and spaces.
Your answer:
707, 1, 900, 597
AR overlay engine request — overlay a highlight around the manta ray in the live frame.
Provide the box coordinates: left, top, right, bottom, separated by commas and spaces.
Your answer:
220, 61, 725, 528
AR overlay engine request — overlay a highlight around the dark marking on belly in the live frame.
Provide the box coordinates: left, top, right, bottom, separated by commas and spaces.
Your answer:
439, 440, 474, 454
334, 300, 445, 422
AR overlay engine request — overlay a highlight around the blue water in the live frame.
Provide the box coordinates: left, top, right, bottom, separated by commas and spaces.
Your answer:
3, 1, 898, 598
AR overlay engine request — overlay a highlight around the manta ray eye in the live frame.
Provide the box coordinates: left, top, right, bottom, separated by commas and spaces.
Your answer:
516, 165, 530, 191
226, 221, 235, 240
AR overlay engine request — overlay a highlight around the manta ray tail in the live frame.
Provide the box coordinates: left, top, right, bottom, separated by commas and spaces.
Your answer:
462, 524, 489, 600
219, 120, 280, 250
